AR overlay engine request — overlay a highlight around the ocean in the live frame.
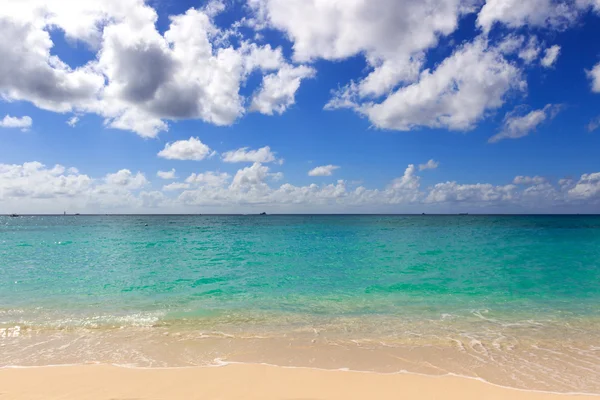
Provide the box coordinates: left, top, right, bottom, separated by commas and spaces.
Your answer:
1, 215, 599, 392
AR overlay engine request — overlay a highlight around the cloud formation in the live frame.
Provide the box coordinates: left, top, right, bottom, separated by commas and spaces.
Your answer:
328, 37, 525, 132
158, 137, 214, 161
489, 104, 562, 143
157, 169, 177, 180
250, 65, 316, 115
222, 146, 280, 164
419, 160, 439, 171
0, 115, 32, 130
0, 0, 596, 139
0, 1, 312, 137
513, 175, 547, 185
588, 63, 600, 93
2, 160, 600, 213
308, 165, 340, 177
541, 45, 561, 67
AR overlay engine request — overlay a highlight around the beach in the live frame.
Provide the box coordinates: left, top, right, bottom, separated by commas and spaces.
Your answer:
1, 215, 600, 395
1, 363, 598, 400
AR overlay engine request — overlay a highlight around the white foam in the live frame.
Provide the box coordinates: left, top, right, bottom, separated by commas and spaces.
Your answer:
0, 326, 20, 338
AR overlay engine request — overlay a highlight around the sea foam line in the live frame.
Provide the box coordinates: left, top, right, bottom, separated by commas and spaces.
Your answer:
1, 360, 599, 397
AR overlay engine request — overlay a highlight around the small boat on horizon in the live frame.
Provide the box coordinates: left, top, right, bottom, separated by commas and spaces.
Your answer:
9, 213, 19, 217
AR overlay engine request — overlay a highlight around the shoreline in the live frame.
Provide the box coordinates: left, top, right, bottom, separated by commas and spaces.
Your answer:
1, 363, 598, 400
3, 326, 600, 394
3, 361, 600, 397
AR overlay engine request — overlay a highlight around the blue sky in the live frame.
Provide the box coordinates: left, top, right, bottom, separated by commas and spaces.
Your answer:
1, 0, 600, 213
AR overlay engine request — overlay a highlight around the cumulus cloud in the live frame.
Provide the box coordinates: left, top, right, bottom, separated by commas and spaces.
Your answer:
419, 160, 439, 171
3, 160, 600, 212
329, 37, 525, 132
389, 164, 420, 191
0, 162, 91, 200
477, 0, 580, 32
308, 165, 340, 177
248, 0, 466, 64
567, 172, 600, 201
104, 169, 148, 190
588, 63, 600, 93
541, 45, 561, 67
0, 1, 309, 137
162, 182, 190, 191
249, 0, 538, 132
513, 175, 547, 185
489, 104, 562, 143
158, 137, 214, 161
222, 146, 279, 163
425, 182, 517, 204
517, 36, 541, 64
0, 0, 587, 138
185, 171, 231, 187
250, 65, 316, 115
0, 161, 166, 213
230, 162, 282, 190
66, 116, 79, 127
157, 169, 177, 179
0, 115, 32, 130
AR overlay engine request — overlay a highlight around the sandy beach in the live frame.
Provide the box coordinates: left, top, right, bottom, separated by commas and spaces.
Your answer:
0, 364, 597, 400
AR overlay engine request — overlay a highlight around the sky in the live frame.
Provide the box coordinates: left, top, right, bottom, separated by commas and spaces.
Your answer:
1, 0, 600, 214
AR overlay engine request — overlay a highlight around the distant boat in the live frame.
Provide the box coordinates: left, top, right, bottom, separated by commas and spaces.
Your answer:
259, 212, 267, 216
75, 213, 80, 216
9, 214, 19, 217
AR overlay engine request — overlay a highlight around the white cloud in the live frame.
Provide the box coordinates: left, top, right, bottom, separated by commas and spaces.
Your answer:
425, 182, 517, 204
489, 104, 562, 143
249, 0, 510, 131
162, 182, 190, 191
0, 162, 92, 200
222, 146, 279, 163
0, 115, 32, 130
248, 0, 467, 64
588, 62, 600, 93
389, 164, 420, 191
104, 169, 148, 190
477, 0, 579, 32
541, 45, 561, 68
497, 34, 526, 55
518, 36, 540, 64
230, 162, 282, 190
250, 65, 316, 115
587, 115, 600, 132
157, 169, 177, 180
3, 160, 600, 212
419, 159, 439, 171
333, 37, 525, 132
185, 171, 231, 187
568, 172, 600, 201
66, 116, 79, 127
308, 165, 340, 177
0, 1, 586, 138
513, 175, 547, 185
0, 2, 308, 137
158, 137, 214, 161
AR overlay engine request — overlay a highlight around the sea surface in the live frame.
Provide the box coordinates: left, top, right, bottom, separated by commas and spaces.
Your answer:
1, 215, 599, 392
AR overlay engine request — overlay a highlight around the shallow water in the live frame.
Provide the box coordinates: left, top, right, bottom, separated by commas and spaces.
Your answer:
1, 215, 599, 392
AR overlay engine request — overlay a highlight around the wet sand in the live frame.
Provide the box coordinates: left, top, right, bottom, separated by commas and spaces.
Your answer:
0, 364, 598, 400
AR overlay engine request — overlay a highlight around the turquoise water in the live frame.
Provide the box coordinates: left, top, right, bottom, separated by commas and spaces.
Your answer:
1, 215, 600, 391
